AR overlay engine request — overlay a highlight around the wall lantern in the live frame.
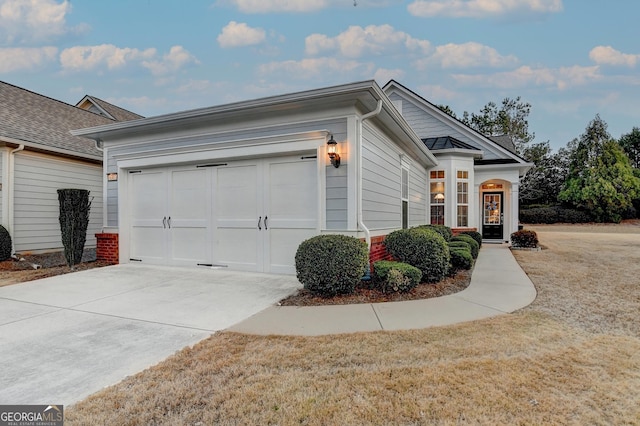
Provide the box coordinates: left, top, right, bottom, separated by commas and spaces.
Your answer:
106, 172, 118, 182
434, 193, 445, 201
327, 134, 341, 168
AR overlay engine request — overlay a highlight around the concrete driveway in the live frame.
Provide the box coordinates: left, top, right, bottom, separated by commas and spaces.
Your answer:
0, 264, 300, 406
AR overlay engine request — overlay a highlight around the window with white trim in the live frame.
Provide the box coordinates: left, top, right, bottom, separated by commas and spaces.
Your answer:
430, 170, 445, 225
457, 170, 468, 227
401, 167, 409, 229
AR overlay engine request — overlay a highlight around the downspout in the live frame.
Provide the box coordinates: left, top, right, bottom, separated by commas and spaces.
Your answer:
8, 144, 25, 255
358, 100, 383, 280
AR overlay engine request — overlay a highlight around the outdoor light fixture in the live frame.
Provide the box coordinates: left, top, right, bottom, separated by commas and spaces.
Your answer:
107, 172, 118, 182
435, 193, 445, 201
327, 134, 341, 168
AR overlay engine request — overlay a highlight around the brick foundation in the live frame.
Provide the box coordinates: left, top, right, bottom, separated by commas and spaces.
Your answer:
451, 227, 478, 236
96, 233, 119, 264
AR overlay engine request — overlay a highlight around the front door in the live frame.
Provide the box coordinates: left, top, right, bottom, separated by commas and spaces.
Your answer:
482, 192, 503, 240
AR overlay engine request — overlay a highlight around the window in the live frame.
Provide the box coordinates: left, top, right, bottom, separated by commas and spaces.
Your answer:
457, 170, 468, 227
430, 170, 445, 225
401, 167, 409, 229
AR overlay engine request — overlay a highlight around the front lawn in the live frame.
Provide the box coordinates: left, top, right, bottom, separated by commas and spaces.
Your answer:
66, 224, 640, 425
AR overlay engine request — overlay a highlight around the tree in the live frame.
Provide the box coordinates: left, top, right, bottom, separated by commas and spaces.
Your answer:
436, 104, 457, 119
565, 114, 610, 182
58, 189, 92, 269
560, 139, 640, 222
462, 96, 534, 153
519, 141, 567, 206
619, 127, 640, 169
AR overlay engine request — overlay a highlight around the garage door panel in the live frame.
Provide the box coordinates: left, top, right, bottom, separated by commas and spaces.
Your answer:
267, 160, 317, 219
216, 165, 258, 219
215, 228, 260, 271
268, 229, 317, 275
170, 228, 209, 265
130, 228, 165, 261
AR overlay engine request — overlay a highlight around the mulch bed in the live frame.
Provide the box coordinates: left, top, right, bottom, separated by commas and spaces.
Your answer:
279, 269, 471, 306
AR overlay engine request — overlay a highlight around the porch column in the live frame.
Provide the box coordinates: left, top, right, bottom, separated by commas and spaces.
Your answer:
510, 181, 520, 235
474, 183, 481, 231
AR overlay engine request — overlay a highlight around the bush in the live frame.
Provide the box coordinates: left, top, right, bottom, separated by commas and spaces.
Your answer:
373, 260, 421, 293
384, 227, 450, 283
519, 206, 592, 224
414, 224, 452, 242
448, 241, 470, 250
0, 225, 12, 261
510, 229, 539, 248
295, 234, 368, 297
449, 247, 473, 271
458, 230, 482, 247
58, 189, 92, 269
450, 235, 479, 259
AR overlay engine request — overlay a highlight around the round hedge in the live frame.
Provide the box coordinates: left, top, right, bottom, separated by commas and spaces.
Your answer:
384, 227, 450, 283
295, 234, 369, 297
450, 247, 473, 271
451, 234, 479, 259
373, 260, 422, 293
414, 224, 452, 242
459, 230, 482, 247
0, 225, 12, 261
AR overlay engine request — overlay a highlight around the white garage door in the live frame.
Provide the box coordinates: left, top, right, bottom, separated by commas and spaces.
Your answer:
128, 156, 318, 274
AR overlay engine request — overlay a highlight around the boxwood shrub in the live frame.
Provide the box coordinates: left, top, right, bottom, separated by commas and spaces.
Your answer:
449, 247, 473, 271
519, 206, 592, 224
450, 234, 479, 259
510, 229, 539, 248
384, 227, 450, 283
414, 224, 452, 242
0, 225, 12, 261
373, 260, 422, 293
295, 234, 369, 297
458, 230, 482, 247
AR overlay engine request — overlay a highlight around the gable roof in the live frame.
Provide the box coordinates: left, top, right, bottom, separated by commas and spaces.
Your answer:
76, 95, 144, 122
489, 135, 517, 154
0, 81, 120, 160
382, 80, 531, 166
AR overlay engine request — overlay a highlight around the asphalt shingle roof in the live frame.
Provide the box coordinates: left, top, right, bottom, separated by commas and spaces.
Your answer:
422, 136, 481, 151
82, 96, 144, 122
0, 81, 131, 158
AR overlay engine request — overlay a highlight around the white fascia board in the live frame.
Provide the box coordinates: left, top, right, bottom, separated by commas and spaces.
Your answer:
0, 135, 102, 162
475, 161, 534, 177
432, 148, 484, 158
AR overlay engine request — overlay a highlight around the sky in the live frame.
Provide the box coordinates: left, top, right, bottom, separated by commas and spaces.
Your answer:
1, 0, 638, 151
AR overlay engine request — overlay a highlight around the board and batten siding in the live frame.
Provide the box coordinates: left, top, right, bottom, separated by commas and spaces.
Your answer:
13, 152, 102, 252
387, 93, 501, 161
104, 118, 349, 230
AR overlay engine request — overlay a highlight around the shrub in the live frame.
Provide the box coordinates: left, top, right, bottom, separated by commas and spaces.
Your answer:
510, 229, 539, 248
0, 225, 12, 261
373, 260, 421, 293
414, 224, 452, 242
458, 230, 482, 247
448, 241, 470, 250
384, 227, 450, 283
295, 234, 368, 297
449, 247, 473, 271
519, 206, 592, 224
451, 235, 479, 259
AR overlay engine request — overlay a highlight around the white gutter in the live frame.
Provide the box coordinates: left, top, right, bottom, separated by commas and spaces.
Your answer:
8, 144, 24, 255
357, 100, 383, 256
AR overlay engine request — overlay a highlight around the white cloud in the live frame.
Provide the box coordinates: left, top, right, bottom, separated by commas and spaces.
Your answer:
451, 65, 600, 90
0, 0, 87, 44
305, 25, 430, 58
373, 68, 405, 85
142, 45, 199, 76
222, 0, 328, 13
60, 44, 156, 72
589, 46, 639, 67
408, 0, 563, 18
174, 79, 213, 94
217, 21, 266, 48
258, 57, 371, 80
418, 42, 517, 68
0, 46, 57, 72
417, 84, 460, 102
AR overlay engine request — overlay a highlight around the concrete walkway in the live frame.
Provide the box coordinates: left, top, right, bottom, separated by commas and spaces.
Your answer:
228, 243, 537, 336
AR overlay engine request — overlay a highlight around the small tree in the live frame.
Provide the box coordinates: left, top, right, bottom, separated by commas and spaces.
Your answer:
58, 189, 92, 269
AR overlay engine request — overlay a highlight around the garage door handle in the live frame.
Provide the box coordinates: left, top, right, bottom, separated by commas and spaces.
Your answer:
168, 217, 171, 229
257, 216, 262, 230
162, 216, 166, 228
264, 216, 268, 230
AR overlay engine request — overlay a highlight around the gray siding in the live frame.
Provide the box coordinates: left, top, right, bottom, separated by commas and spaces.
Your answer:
105, 118, 348, 230
361, 123, 402, 230
408, 162, 427, 227
13, 152, 102, 252
387, 93, 501, 160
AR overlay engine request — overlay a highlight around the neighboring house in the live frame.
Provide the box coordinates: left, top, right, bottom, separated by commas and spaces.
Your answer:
0, 81, 142, 254
73, 80, 532, 274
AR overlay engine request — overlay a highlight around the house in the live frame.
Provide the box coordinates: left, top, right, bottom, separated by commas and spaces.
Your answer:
0, 81, 142, 254
73, 80, 532, 274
